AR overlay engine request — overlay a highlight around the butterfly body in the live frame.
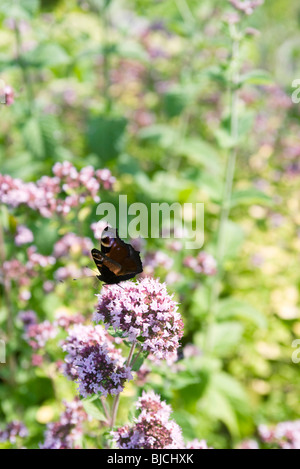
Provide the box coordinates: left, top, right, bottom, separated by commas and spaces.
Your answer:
91, 227, 143, 285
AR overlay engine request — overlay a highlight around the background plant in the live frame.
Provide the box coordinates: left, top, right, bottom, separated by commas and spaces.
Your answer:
0, 0, 300, 449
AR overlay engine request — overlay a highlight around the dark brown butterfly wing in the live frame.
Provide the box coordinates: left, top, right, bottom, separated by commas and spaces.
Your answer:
91, 227, 143, 284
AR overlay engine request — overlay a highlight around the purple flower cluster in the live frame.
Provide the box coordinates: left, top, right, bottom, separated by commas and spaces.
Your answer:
259, 421, 300, 449
94, 277, 184, 363
18, 310, 37, 328
183, 251, 217, 276
0, 162, 115, 217
62, 324, 132, 397
112, 391, 184, 449
40, 399, 87, 449
0, 421, 28, 444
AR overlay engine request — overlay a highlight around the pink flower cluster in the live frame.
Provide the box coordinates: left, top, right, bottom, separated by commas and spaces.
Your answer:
259, 421, 300, 449
229, 0, 264, 15
24, 320, 57, 350
90, 220, 109, 240
54, 313, 85, 329
53, 233, 93, 258
142, 251, 174, 276
186, 439, 211, 449
14, 225, 34, 246
112, 391, 184, 449
94, 277, 184, 363
61, 324, 131, 397
1, 246, 56, 290
0, 162, 115, 217
40, 399, 87, 449
183, 251, 217, 276
3, 85, 14, 106
0, 421, 28, 444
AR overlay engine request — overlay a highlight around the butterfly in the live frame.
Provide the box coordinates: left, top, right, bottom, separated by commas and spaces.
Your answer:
91, 227, 143, 285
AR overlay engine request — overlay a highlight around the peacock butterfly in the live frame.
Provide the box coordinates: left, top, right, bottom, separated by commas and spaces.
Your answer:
91, 227, 143, 285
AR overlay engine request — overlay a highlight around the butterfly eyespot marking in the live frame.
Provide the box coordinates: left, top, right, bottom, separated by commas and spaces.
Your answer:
101, 236, 112, 247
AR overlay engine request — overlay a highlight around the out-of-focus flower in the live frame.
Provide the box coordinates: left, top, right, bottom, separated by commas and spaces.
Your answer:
3, 85, 14, 106
40, 399, 87, 449
54, 313, 84, 330
14, 225, 34, 246
183, 251, 217, 276
53, 233, 92, 258
0, 163, 115, 217
183, 343, 202, 358
142, 251, 174, 276
19, 289, 31, 301
238, 439, 259, 449
18, 310, 37, 329
0, 421, 28, 443
61, 324, 131, 397
112, 391, 184, 449
32, 354, 43, 367
229, 0, 264, 15
186, 439, 211, 449
258, 421, 300, 449
94, 277, 184, 363
24, 320, 57, 350
90, 220, 109, 240
27, 246, 55, 269
43, 281, 55, 293
135, 363, 151, 386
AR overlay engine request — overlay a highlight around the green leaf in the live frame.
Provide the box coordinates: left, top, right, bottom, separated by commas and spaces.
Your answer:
24, 44, 70, 67
0, 0, 39, 19
176, 138, 222, 174
138, 124, 177, 148
209, 321, 244, 357
198, 387, 239, 435
23, 118, 45, 159
115, 41, 148, 62
218, 220, 244, 259
162, 84, 196, 118
87, 116, 127, 161
216, 298, 267, 328
231, 188, 273, 208
131, 353, 144, 372
82, 397, 107, 421
238, 70, 273, 86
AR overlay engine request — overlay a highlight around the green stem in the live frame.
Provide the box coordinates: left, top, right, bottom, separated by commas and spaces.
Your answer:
14, 19, 34, 115
100, 396, 111, 424
0, 211, 16, 384
110, 340, 136, 429
204, 38, 240, 353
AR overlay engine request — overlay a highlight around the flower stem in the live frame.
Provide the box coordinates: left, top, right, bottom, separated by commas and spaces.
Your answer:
110, 340, 136, 429
204, 37, 240, 353
100, 396, 111, 424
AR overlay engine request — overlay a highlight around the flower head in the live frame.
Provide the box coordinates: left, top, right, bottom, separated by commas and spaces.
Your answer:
0, 421, 28, 444
61, 324, 132, 397
94, 277, 184, 363
40, 399, 87, 449
112, 391, 184, 449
